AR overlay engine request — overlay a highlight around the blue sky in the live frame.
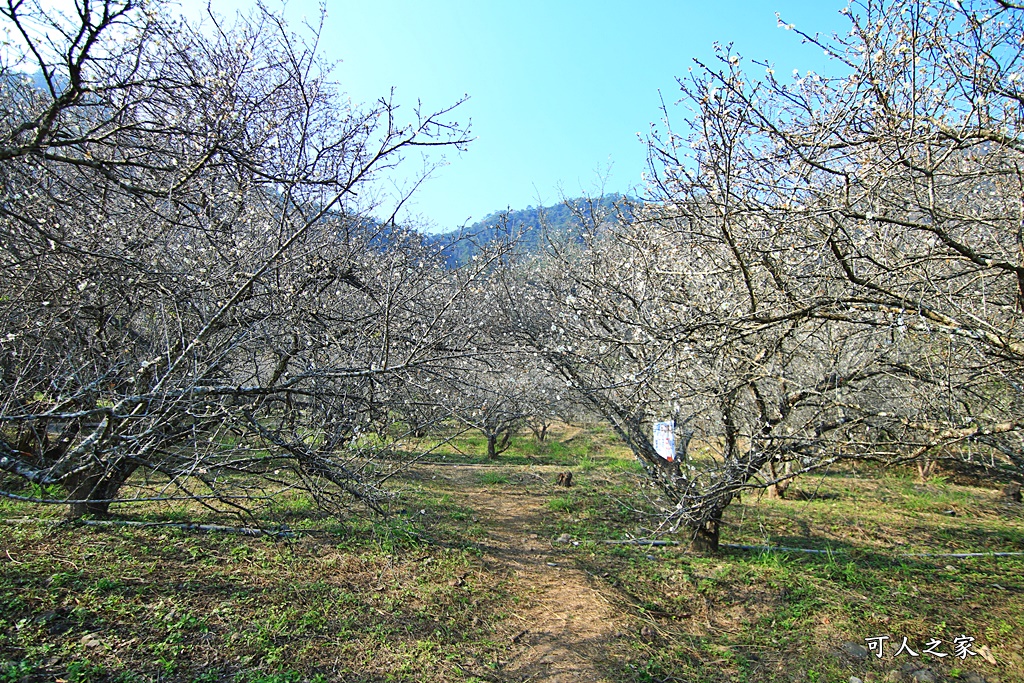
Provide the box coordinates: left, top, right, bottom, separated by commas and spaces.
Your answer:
188, 1, 850, 231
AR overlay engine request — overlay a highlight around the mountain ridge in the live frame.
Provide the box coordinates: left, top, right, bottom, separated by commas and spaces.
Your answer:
426, 194, 630, 267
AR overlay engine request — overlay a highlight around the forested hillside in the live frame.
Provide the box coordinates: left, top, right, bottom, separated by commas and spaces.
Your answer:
427, 194, 629, 267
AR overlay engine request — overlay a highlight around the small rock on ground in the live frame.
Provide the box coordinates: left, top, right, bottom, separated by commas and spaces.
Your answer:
841, 641, 870, 660
79, 633, 102, 649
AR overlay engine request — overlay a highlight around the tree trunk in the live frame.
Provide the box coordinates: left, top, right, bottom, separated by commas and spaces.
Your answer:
530, 422, 549, 442
486, 433, 498, 459
688, 505, 723, 553
68, 496, 113, 519
767, 460, 792, 499
689, 518, 720, 553
917, 456, 937, 481
65, 461, 137, 519
657, 455, 682, 485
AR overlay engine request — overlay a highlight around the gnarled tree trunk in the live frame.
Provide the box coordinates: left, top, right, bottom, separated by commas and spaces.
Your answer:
689, 513, 722, 553
65, 460, 138, 519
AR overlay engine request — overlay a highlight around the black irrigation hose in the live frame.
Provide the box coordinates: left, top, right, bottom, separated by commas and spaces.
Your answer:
602, 538, 1024, 558
5, 517, 1021, 558
1, 517, 295, 538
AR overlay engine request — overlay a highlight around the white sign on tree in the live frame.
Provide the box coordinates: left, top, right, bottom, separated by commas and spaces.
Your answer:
653, 421, 675, 462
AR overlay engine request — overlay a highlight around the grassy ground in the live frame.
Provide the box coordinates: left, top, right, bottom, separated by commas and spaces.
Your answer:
2, 424, 1022, 682
543, 468, 1024, 682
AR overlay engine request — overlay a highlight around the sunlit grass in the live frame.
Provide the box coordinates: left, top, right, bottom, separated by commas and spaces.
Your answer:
3, 425, 1022, 682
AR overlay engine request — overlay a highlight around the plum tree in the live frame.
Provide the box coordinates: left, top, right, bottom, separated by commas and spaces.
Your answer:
0, 0, 484, 519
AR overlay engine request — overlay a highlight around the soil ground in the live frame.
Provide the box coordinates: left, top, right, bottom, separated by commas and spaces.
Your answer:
439, 465, 632, 682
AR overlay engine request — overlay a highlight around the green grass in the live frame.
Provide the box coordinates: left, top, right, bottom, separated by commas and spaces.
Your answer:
3, 425, 1023, 682
535, 464, 1024, 682
477, 471, 509, 486
0, 520, 507, 682
547, 495, 575, 513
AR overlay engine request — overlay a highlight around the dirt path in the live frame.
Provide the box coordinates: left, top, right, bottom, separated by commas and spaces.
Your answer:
441, 466, 632, 682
